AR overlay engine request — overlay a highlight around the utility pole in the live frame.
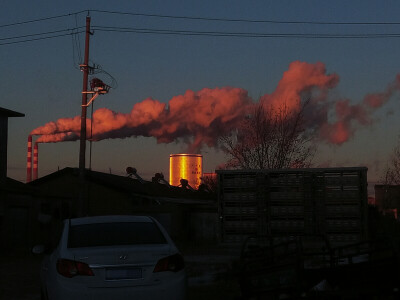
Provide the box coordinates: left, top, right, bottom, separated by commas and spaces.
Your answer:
80, 16, 91, 173
78, 15, 91, 216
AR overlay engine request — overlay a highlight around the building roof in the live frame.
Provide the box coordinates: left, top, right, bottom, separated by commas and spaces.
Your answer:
216, 167, 368, 174
0, 177, 37, 194
29, 167, 215, 201
0, 107, 25, 118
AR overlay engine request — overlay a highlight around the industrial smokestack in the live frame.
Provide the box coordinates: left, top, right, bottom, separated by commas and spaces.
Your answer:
26, 135, 32, 183
33, 142, 38, 180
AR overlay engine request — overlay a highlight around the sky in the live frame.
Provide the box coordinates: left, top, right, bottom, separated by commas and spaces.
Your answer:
2, 0, 400, 184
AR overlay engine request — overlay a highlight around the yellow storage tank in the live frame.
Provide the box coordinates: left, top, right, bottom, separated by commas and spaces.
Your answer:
169, 154, 203, 189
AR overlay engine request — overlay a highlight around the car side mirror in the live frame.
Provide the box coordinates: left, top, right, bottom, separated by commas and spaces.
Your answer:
32, 245, 46, 255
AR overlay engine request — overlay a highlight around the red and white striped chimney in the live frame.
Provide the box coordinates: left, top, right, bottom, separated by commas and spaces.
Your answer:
26, 135, 32, 183
33, 142, 38, 180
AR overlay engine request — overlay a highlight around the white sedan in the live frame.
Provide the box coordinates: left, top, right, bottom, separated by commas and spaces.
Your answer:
35, 215, 186, 300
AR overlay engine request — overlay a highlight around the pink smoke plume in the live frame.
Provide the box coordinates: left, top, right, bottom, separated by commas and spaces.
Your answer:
31, 87, 253, 152
31, 61, 400, 150
318, 74, 400, 145
260, 61, 339, 111
36, 132, 80, 143
31, 116, 81, 136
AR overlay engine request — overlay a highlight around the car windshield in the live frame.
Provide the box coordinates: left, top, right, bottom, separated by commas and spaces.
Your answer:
67, 221, 168, 248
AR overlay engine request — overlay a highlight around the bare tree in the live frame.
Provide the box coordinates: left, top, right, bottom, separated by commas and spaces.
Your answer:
381, 139, 400, 185
378, 140, 400, 210
219, 99, 315, 169
200, 174, 218, 194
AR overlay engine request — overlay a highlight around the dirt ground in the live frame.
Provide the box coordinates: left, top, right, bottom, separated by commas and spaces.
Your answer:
0, 247, 242, 300
0, 251, 42, 300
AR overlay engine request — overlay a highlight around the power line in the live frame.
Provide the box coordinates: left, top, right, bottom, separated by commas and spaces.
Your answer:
71, 13, 84, 67
2, 24, 400, 48
91, 9, 400, 26
74, 14, 83, 63
72, 31, 82, 68
92, 25, 400, 39
3, 11, 400, 48
0, 31, 84, 46
0, 11, 86, 28
1, 9, 400, 36
0, 27, 83, 41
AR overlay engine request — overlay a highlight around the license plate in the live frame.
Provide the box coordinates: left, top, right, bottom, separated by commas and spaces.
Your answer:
106, 267, 142, 280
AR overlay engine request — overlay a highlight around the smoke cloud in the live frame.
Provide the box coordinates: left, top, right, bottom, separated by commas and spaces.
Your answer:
260, 61, 339, 111
36, 132, 80, 143
318, 74, 400, 144
31, 61, 400, 150
32, 87, 253, 152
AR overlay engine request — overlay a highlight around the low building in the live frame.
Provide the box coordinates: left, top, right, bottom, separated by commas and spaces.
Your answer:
0, 107, 37, 251
0, 107, 24, 185
0, 106, 219, 251
28, 167, 218, 244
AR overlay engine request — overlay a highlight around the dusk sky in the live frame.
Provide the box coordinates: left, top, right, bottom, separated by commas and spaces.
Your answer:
2, 0, 400, 184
